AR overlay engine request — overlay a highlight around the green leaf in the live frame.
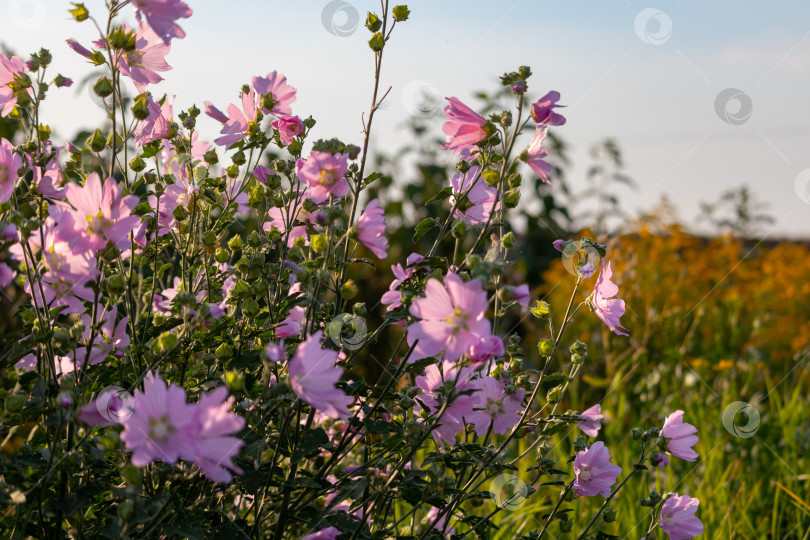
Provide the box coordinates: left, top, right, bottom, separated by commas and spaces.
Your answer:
413, 218, 438, 241
157, 263, 173, 280
292, 428, 329, 461
424, 186, 453, 206
364, 171, 383, 186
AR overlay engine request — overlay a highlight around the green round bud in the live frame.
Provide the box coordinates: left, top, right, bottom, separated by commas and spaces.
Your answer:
202, 230, 217, 247
537, 339, 554, 357
214, 247, 229, 264
227, 235, 243, 251
224, 370, 244, 392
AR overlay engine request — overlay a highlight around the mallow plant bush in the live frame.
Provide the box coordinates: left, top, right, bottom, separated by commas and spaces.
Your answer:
0, 1, 705, 538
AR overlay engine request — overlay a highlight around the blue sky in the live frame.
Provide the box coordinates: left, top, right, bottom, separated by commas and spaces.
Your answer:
3, 0, 810, 236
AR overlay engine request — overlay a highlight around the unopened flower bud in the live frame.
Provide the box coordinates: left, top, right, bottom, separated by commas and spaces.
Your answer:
172, 204, 187, 222
202, 230, 217, 247
203, 149, 218, 165
537, 339, 554, 357
86, 129, 106, 152
106, 273, 126, 295
340, 279, 358, 299
156, 332, 178, 352
227, 235, 243, 251
365, 12, 382, 32
311, 234, 328, 253
501, 231, 516, 248
503, 187, 520, 208
214, 247, 229, 264
247, 230, 262, 248
93, 76, 113, 98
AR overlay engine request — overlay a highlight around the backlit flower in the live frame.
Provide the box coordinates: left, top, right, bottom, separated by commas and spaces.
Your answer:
659, 494, 703, 540
441, 97, 487, 155
356, 198, 389, 258
576, 403, 603, 437
662, 410, 699, 462
289, 331, 353, 420
407, 273, 496, 363
296, 151, 350, 204
572, 441, 622, 498
591, 260, 629, 336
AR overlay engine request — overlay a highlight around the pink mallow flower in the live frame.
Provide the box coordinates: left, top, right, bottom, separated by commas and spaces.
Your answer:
277, 283, 306, 338
270, 114, 304, 146
576, 403, 603, 437
0, 137, 22, 203
356, 198, 389, 259
301, 527, 341, 540
214, 89, 258, 148
662, 410, 699, 462
251, 70, 297, 116
514, 284, 530, 307
120, 371, 197, 467
63, 173, 141, 252
77, 386, 134, 427
190, 386, 245, 482
525, 125, 553, 184
296, 151, 350, 204
407, 273, 495, 363
264, 195, 320, 248
572, 441, 622, 498
381, 253, 425, 312
132, 0, 192, 45
659, 494, 704, 540
468, 334, 505, 364
450, 165, 499, 224
32, 148, 66, 198
415, 360, 478, 445
441, 97, 488, 155
289, 331, 353, 420
118, 22, 172, 93
71, 304, 130, 366
0, 262, 16, 288
134, 94, 173, 146
468, 376, 525, 435
0, 54, 28, 117
530, 90, 566, 126
591, 260, 629, 336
